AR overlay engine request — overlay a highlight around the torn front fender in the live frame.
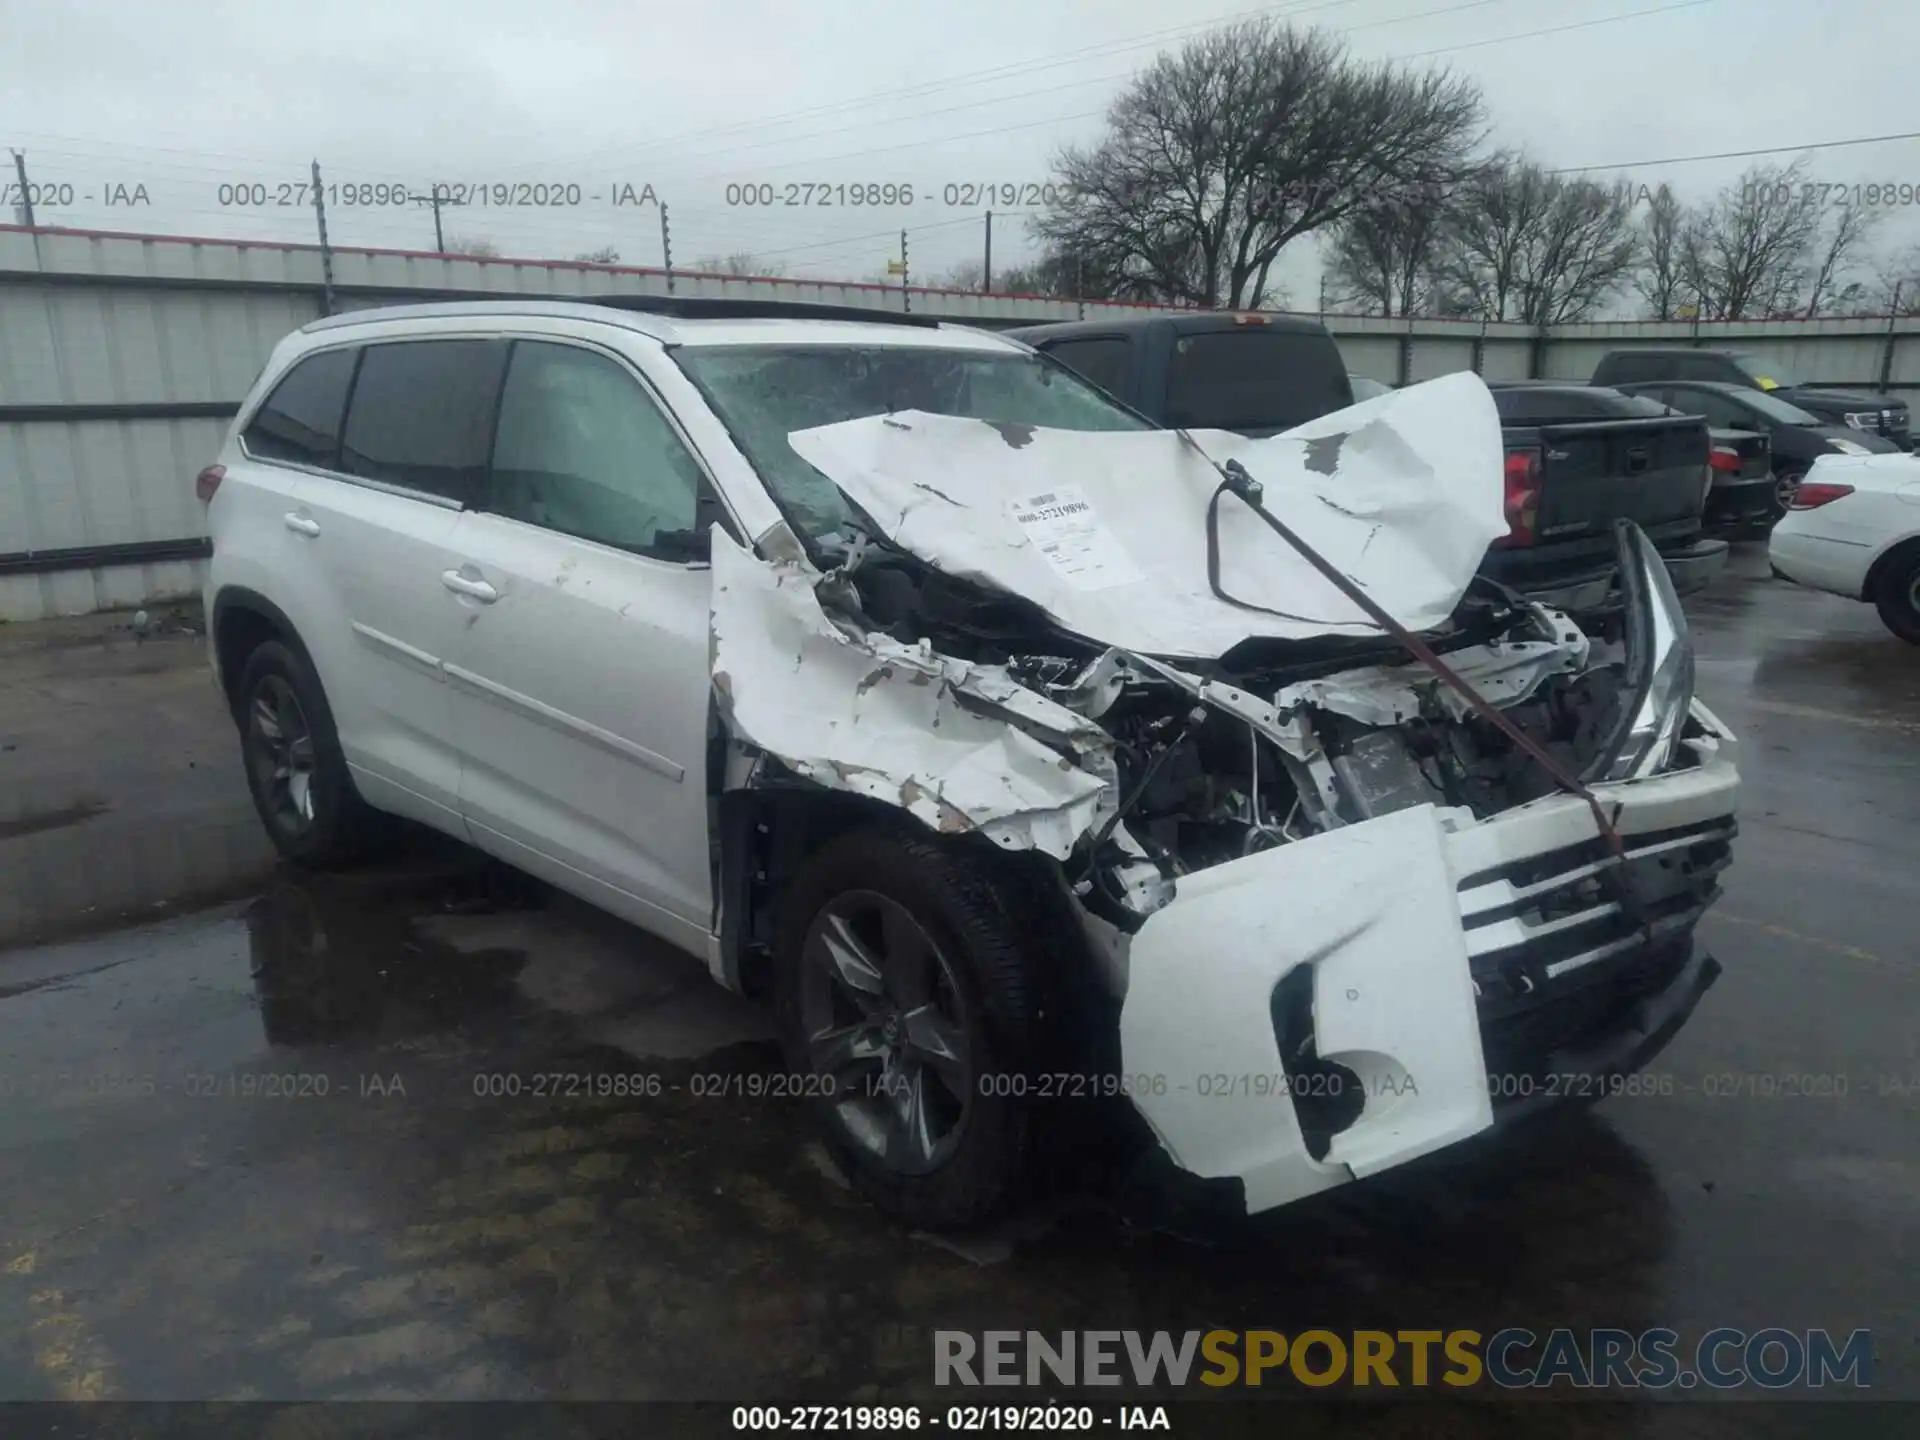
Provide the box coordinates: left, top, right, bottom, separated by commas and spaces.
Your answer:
1119, 803, 1493, 1214
709, 529, 1115, 857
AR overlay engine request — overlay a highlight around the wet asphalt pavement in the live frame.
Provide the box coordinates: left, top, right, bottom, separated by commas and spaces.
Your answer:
0, 550, 1914, 1424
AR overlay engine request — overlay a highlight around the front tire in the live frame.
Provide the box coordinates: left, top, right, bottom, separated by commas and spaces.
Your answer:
236, 639, 384, 866
1873, 548, 1920, 644
774, 825, 1042, 1230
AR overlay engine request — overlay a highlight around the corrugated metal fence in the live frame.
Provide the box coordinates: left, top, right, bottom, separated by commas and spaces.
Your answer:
4, 222, 1917, 620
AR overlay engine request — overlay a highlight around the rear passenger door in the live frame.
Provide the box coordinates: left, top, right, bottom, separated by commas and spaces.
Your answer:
442, 337, 718, 951
294, 337, 507, 830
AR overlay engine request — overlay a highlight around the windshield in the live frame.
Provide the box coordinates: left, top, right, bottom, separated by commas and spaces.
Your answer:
1731, 353, 1804, 390
674, 343, 1149, 539
1729, 387, 1824, 425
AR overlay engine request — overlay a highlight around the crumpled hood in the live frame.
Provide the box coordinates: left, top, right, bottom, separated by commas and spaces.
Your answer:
786, 370, 1507, 659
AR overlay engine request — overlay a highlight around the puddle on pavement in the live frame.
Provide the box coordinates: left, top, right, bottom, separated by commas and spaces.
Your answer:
0, 848, 1689, 1402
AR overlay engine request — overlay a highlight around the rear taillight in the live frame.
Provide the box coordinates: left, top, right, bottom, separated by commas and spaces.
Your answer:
1495, 448, 1542, 547
195, 464, 225, 503
1708, 446, 1742, 473
1788, 481, 1854, 510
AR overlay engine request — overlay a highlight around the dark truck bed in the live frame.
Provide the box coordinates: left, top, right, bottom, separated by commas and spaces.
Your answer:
1005, 315, 1726, 613
1484, 382, 1727, 610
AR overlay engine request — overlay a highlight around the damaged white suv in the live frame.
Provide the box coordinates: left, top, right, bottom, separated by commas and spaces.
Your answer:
202, 299, 1740, 1230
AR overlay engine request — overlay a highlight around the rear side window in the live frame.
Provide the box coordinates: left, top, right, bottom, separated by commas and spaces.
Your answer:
1164, 329, 1349, 431
1670, 387, 1749, 427
1596, 352, 1663, 385
1043, 337, 1130, 397
339, 340, 507, 504
244, 348, 357, 467
1675, 353, 1732, 382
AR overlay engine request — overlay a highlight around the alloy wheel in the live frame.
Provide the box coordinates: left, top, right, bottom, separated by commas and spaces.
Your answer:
247, 675, 318, 835
798, 890, 973, 1176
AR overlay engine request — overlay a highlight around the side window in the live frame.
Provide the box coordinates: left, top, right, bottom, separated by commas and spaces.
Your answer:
487, 341, 705, 559
244, 348, 357, 467
1681, 389, 1745, 427
1602, 353, 1658, 385
339, 340, 506, 505
1043, 337, 1130, 397
1675, 353, 1728, 382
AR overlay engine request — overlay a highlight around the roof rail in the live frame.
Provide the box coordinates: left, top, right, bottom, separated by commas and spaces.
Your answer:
585, 295, 941, 327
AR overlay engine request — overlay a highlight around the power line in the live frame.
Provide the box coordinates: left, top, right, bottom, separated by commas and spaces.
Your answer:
1548, 129, 1920, 175
670, 0, 1727, 185
580, 0, 1518, 183
479, 0, 1386, 178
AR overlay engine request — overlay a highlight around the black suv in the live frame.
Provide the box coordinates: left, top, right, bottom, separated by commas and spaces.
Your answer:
1591, 348, 1912, 450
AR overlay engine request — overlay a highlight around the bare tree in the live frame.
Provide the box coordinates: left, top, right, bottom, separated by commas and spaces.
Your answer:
1519, 175, 1639, 325
1634, 183, 1690, 319
689, 252, 789, 277
929, 259, 985, 291
1321, 183, 1450, 315
1680, 160, 1823, 319
1430, 154, 1544, 321
1866, 241, 1920, 316
573, 246, 621, 264
1802, 201, 1883, 317
443, 236, 501, 258
1434, 157, 1637, 324
996, 249, 1092, 298
1033, 21, 1482, 309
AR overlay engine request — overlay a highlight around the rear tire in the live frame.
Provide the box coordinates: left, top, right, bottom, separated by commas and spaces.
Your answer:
774, 825, 1044, 1230
1873, 548, 1920, 644
1768, 467, 1802, 523
236, 639, 386, 867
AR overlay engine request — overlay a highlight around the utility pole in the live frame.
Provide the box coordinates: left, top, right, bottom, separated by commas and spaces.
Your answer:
1881, 280, 1903, 393
900, 228, 910, 313
10, 149, 35, 228
982, 210, 992, 293
407, 183, 453, 252
660, 202, 674, 294
310, 159, 335, 317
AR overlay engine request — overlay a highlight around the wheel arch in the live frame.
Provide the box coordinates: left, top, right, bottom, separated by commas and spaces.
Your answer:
713, 779, 1094, 1004
1860, 532, 1920, 603
211, 586, 309, 724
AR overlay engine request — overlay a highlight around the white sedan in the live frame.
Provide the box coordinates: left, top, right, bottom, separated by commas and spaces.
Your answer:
1768, 452, 1920, 642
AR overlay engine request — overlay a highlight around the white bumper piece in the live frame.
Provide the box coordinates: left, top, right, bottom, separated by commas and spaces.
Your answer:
1120, 803, 1494, 1214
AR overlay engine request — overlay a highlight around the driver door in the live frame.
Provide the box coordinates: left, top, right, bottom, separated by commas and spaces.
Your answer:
441, 337, 718, 955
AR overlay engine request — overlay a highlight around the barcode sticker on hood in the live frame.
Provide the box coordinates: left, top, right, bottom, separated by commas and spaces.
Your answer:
1005, 485, 1146, 591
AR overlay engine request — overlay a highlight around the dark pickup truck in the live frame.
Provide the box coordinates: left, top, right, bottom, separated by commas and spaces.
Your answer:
1592, 348, 1914, 451
1007, 314, 1726, 611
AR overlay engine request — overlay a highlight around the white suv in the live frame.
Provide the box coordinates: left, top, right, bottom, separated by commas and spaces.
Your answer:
202, 299, 1740, 1230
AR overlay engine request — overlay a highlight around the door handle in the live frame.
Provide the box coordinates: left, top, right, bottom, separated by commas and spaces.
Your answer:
441, 568, 499, 603
283, 512, 321, 537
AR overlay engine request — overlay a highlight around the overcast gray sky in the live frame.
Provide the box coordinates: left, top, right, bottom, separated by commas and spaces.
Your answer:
5, 0, 1918, 303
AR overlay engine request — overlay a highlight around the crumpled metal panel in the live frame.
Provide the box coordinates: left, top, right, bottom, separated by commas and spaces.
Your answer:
786, 371, 1508, 658
709, 530, 1114, 857
1119, 803, 1493, 1214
